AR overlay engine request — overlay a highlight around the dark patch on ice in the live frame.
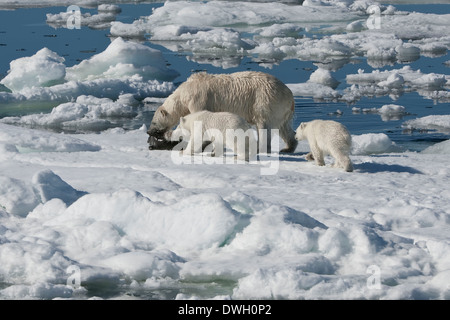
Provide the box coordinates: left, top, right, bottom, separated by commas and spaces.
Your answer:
147, 134, 179, 150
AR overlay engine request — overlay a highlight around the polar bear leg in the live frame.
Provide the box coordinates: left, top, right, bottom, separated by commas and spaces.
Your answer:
279, 120, 298, 153
310, 144, 325, 166
331, 149, 353, 172
340, 155, 353, 172
305, 152, 315, 162
257, 123, 272, 154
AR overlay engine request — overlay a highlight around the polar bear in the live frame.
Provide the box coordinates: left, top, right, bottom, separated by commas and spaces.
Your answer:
147, 71, 297, 153
173, 110, 257, 161
295, 120, 353, 172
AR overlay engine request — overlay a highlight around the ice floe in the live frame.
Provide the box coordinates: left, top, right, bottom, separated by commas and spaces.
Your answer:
0, 38, 177, 106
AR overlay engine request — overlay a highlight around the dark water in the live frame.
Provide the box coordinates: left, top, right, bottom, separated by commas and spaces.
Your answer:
0, 2, 449, 152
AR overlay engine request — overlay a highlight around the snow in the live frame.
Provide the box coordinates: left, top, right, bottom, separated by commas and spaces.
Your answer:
0, 122, 449, 299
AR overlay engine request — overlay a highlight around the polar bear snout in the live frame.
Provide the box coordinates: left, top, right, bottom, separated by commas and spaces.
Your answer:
147, 127, 166, 139
147, 129, 179, 150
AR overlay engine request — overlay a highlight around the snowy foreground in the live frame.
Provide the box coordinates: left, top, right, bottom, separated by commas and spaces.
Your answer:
0, 122, 450, 299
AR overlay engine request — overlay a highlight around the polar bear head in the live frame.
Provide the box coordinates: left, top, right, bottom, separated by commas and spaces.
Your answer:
148, 107, 172, 138
171, 116, 192, 142
295, 122, 308, 141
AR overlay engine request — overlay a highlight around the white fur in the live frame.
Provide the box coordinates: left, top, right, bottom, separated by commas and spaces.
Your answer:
148, 71, 297, 153
295, 120, 353, 172
174, 110, 257, 161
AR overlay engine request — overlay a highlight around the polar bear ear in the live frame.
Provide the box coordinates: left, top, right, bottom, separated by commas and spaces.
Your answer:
300, 122, 306, 130
160, 109, 169, 117
180, 116, 186, 124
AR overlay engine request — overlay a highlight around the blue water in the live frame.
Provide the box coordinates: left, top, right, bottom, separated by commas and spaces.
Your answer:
0, 2, 449, 152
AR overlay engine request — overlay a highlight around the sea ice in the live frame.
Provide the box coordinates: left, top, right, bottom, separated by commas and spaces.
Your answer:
66, 37, 179, 82
0, 123, 449, 299
343, 66, 449, 103
402, 115, 450, 134
0, 48, 66, 92
0, 38, 177, 106
46, 7, 118, 30
351, 133, 400, 154
421, 139, 450, 155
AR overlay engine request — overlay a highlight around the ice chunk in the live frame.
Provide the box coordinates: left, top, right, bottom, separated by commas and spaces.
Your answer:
377, 104, 408, 121
0, 48, 66, 92
0, 122, 101, 152
0, 77, 175, 106
377, 73, 404, 89
110, 20, 147, 38
97, 4, 121, 14
396, 44, 420, 63
403, 115, 450, 134
0, 95, 140, 132
66, 37, 179, 82
378, 104, 406, 115
351, 133, 399, 155
287, 82, 341, 100
0, 176, 40, 217
32, 169, 87, 206
99, 250, 184, 281
421, 140, 450, 155
344, 66, 450, 103
46, 10, 117, 30
346, 20, 366, 32
308, 68, 340, 89
411, 73, 447, 90
257, 23, 303, 38
146, 1, 359, 27
0, 38, 177, 105
48, 190, 241, 254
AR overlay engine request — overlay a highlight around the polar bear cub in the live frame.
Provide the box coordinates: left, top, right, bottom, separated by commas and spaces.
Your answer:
295, 120, 353, 172
174, 110, 257, 161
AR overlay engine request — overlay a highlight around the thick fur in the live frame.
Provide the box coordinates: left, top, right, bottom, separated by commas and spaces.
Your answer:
148, 71, 297, 153
174, 110, 257, 161
295, 120, 353, 172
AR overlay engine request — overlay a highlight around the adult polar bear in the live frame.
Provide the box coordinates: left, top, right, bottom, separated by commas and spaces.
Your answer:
147, 71, 297, 153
